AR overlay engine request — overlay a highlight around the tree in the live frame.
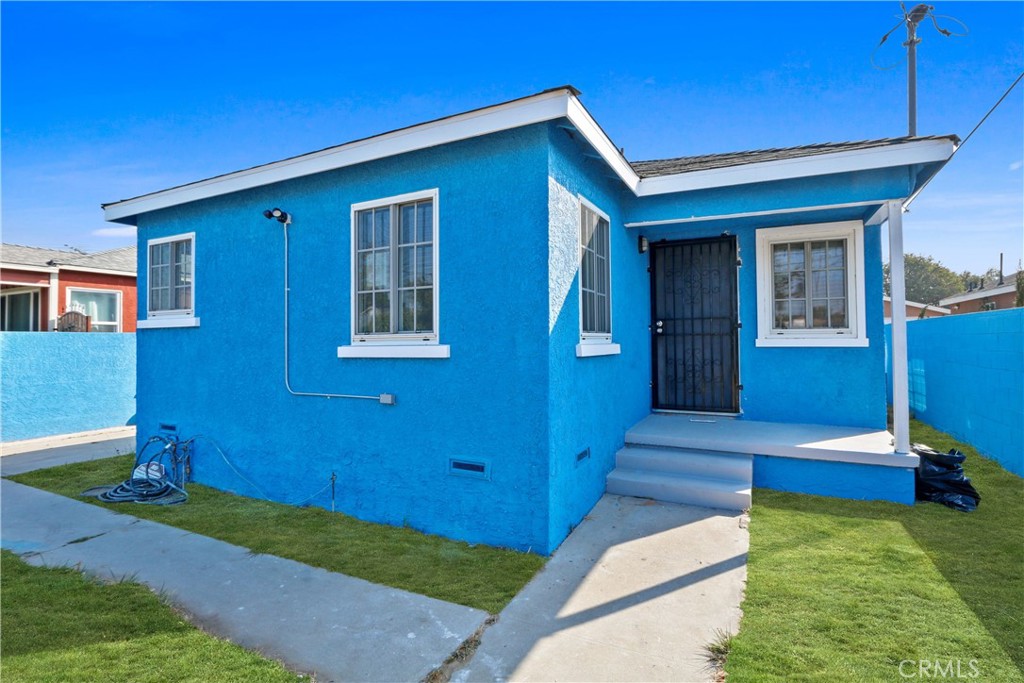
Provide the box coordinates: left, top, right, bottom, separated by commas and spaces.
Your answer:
883, 253, 964, 305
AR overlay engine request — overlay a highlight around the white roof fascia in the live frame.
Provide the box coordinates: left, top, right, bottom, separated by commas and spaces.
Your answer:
0, 262, 59, 274
58, 265, 135, 277
564, 97, 640, 192
633, 138, 956, 197
939, 283, 1016, 306
104, 89, 575, 224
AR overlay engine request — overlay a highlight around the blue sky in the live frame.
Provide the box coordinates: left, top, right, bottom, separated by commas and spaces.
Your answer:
2, 1, 1021, 275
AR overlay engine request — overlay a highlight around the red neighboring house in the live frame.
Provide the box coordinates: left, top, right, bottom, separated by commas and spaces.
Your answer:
882, 295, 950, 323
0, 244, 137, 332
939, 272, 1021, 314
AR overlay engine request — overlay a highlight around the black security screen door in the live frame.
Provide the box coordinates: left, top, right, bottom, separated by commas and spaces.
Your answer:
650, 237, 739, 412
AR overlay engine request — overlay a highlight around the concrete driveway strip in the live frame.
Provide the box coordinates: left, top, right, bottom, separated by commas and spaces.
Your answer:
454, 495, 749, 683
0, 436, 135, 476
1, 480, 489, 682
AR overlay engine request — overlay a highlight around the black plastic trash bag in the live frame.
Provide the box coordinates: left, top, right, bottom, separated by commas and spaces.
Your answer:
913, 443, 980, 512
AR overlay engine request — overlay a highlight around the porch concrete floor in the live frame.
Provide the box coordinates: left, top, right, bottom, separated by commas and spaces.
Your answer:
628, 413, 919, 467
453, 495, 749, 682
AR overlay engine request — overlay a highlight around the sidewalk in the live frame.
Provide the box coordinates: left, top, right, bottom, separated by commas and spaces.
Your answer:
0, 478, 488, 682
454, 495, 749, 682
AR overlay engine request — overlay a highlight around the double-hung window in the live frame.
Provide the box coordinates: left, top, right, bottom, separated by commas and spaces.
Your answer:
144, 233, 196, 325
755, 221, 866, 347
576, 198, 619, 358
350, 189, 439, 345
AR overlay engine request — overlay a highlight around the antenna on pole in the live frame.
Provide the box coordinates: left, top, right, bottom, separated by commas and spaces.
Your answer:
872, 3, 967, 136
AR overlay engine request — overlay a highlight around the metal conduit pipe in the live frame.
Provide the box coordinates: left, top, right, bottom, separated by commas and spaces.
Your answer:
268, 208, 396, 406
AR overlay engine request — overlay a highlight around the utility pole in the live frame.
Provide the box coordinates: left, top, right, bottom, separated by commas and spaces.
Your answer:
904, 4, 931, 136
874, 3, 964, 137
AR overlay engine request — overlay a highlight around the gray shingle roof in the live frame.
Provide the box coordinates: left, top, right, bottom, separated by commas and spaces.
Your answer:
1, 244, 136, 275
629, 135, 960, 178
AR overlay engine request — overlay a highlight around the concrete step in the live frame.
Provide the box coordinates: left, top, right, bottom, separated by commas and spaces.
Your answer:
615, 445, 752, 482
606, 468, 751, 511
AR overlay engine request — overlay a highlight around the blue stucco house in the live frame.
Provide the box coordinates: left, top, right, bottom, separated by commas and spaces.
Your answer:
103, 87, 956, 554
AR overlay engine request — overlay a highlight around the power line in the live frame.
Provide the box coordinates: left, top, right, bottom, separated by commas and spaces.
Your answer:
905, 71, 1024, 210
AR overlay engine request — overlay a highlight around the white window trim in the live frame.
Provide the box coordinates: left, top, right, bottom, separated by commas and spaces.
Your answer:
65, 286, 122, 332
578, 195, 615, 351
755, 220, 868, 348
345, 188, 441, 348
144, 232, 196, 322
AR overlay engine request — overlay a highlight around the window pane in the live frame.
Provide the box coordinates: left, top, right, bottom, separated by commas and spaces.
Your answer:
811, 271, 827, 298
788, 245, 805, 271
828, 241, 846, 268
812, 299, 828, 327
789, 272, 805, 298
70, 291, 117, 325
828, 269, 846, 298
159, 287, 171, 312
774, 300, 790, 329
374, 208, 390, 248
374, 291, 390, 332
399, 247, 415, 288
415, 288, 433, 333
175, 284, 192, 310
790, 299, 807, 328
358, 211, 373, 250
400, 205, 415, 245
810, 241, 827, 269
773, 273, 789, 299
582, 289, 594, 331
358, 253, 373, 291
416, 247, 432, 286
417, 201, 433, 243
5, 292, 35, 331
373, 250, 390, 290
399, 290, 415, 332
772, 245, 788, 271
830, 299, 847, 328
357, 293, 373, 334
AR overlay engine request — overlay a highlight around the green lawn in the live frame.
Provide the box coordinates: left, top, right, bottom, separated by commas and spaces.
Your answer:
9, 456, 544, 614
0, 550, 300, 683
725, 420, 1024, 682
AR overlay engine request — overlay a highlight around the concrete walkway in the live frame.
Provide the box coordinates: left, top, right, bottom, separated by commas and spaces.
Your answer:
1, 476, 488, 682
454, 495, 749, 682
2, 443, 749, 682
0, 433, 135, 476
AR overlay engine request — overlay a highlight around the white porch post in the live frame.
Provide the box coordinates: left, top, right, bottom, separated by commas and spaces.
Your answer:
47, 272, 59, 331
887, 200, 911, 454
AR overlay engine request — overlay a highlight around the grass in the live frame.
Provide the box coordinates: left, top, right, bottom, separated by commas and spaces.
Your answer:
0, 550, 301, 683
725, 420, 1024, 682
8, 456, 544, 614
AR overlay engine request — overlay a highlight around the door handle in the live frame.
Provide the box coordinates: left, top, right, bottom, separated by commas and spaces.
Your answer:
655, 320, 664, 334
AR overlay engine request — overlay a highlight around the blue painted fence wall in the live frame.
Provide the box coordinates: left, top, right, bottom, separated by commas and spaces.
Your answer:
1, 332, 136, 442
885, 309, 1024, 476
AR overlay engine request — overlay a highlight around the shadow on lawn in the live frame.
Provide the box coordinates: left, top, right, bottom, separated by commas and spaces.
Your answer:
755, 434, 1024, 670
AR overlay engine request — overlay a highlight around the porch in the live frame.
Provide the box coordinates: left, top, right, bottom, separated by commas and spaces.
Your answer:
607, 414, 919, 510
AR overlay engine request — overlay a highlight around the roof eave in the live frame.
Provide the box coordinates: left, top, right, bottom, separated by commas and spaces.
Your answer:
633, 137, 958, 197
103, 87, 587, 225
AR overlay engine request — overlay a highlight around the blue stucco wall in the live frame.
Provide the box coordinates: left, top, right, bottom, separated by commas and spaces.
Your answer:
1, 332, 136, 442
754, 454, 916, 504
886, 310, 1024, 476
624, 171, 901, 429
544, 125, 650, 547
135, 125, 556, 552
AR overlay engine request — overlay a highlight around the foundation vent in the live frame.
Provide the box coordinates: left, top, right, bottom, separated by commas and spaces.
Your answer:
448, 458, 490, 480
